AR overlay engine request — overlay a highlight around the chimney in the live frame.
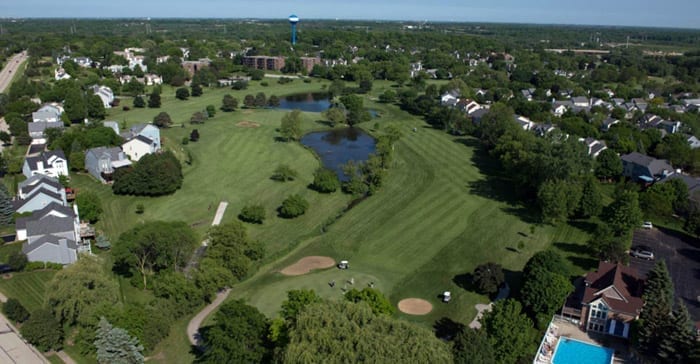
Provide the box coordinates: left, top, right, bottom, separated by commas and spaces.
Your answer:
37, 161, 44, 171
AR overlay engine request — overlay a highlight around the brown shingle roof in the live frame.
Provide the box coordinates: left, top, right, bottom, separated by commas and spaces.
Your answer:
582, 261, 644, 316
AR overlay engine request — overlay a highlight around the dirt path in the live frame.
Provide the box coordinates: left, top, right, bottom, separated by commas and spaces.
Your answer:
55, 351, 77, 364
187, 288, 231, 346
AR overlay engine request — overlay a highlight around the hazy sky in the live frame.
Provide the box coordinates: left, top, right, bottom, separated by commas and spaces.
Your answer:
2, 0, 699, 29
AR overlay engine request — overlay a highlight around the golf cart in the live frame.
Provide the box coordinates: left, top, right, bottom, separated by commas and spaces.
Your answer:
338, 260, 349, 269
442, 291, 452, 303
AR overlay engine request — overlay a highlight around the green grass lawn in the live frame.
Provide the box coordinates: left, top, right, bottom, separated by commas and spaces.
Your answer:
226, 100, 594, 327
0, 270, 55, 312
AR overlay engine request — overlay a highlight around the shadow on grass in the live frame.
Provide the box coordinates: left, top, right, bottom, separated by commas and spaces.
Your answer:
434, 317, 465, 341
456, 138, 541, 224
567, 256, 598, 272
452, 272, 476, 292
553, 242, 590, 255
503, 269, 524, 299
569, 220, 599, 234
553, 242, 598, 271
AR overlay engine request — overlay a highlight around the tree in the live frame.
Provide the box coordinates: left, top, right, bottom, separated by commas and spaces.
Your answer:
281, 289, 322, 323
20, 308, 63, 352
478, 103, 518, 150
113, 221, 197, 289
221, 94, 238, 112
112, 151, 183, 196
339, 94, 370, 125
312, 168, 340, 193
87, 94, 106, 120
480, 299, 536, 364
152, 112, 172, 128
603, 190, 643, 236
94, 317, 144, 364
254, 92, 267, 107
205, 222, 264, 280
147, 92, 161, 108
636, 260, 674, 358
193, 260, 235, 301
205, 104, 216, 118
95, 234, 111, 250
283, 301, 452, 363
190, 111, 206, 124
191, 84, 203, 97
0, 131, 11, 145
379, 89, 397, 103
76, 190, 103, 223
472, 262, 505, 295
595, 149, 623, 180
197, 300, 270, 364
520, 267, 573, 317
190, 129, 200, 142
280, 194, 308, 218
589, 223, 631, 262
175, 87, 189, 100
268, 95, 280, 107
243, 94, 255, 108
271, 164, 298, 182
2, 298, 29, 323
280, 109, 302, 141
578, 176, 603, 218
344, 288, 395, 315
47, 255, 120, 326
0, 184, 14, 226
69, 151, 85, 171
453, 328, 496, 364
132, 95, 145, 108
123, 79, 145, 96
523, 250, 570, 278
239, 203, 266, 224
659, 302, 698, 363
7, 251, 27, 271
323, 107, 346, 127
64, 89, 87, 122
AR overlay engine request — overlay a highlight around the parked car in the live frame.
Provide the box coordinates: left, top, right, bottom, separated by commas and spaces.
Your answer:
630, 245, 655, 260
642, 221, 653, 229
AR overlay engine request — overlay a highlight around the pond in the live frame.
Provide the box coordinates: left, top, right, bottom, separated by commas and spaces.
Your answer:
278, 92, 331, 112
278, 93, 381, 118
300, 128, 376, 181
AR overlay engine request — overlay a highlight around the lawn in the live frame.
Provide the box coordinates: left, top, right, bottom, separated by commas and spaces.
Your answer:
0, 270, 56, 312
226, 98, 594, 327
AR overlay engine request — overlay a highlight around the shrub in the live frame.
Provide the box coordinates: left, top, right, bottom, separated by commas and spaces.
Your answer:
312, 168, 340, 193
8, 251, 27, 271
3, 298, 29, 323
280, 194, 308, 218
239, 204, 266, 224
271, 164, 298, 182
20, 308, 63, 351
135, 203, 145, 214
175, 87, 190, 100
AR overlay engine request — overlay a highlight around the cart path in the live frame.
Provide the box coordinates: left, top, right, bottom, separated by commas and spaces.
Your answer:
56, 351, 77, 364
187, 288, 231, 346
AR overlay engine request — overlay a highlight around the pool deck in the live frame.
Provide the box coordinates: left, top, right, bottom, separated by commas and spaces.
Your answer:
534, 317, 637, 364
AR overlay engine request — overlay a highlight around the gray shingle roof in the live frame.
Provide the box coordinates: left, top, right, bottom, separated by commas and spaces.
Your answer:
28, 121, 64, 134
21, 177, 62, 197
15, 202, 74, 230
621, 152, 674, 177
24, 150, 67, 171
18, 174, 60, 191
25, 215, 74, 237
22, 234, 77, 254
86, 146, 123, 162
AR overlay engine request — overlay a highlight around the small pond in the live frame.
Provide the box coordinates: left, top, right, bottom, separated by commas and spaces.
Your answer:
300, 128, 376, 181
278, 92, 331, 112
278, 93, 381, 118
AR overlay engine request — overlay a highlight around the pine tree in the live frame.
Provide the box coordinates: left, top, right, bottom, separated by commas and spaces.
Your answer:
94, 317, 144, 364
658, 301, 697, 363
636, 261, 674, 358
0, 184, 14, 225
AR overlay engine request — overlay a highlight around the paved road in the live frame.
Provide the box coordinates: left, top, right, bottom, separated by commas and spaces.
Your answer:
187, 289, 231, 346
0, 51, 28, 93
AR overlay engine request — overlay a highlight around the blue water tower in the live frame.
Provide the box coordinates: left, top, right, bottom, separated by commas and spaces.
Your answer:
288, 14, 299, 45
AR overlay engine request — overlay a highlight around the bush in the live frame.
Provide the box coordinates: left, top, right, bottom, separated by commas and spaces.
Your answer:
181, 137, 189, 145
20, 308, 63, 351
312, 168, 340, 193
135, 203, 145, 214
239, 204, 266, 224
8, 251, 27, 271
24, 261, 63, 271
280, 194, 308, 218
260, 82, 269, 87
3, 298, 29, 323
271, 164, 298, 182
175, 87, 190, 100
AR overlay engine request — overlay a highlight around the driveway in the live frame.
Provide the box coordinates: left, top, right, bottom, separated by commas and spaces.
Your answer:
631, 228, 700, 320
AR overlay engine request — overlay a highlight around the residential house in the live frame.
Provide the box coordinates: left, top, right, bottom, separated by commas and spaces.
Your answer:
664, 174, 700, 208
121, 123, 161, 151
32, 104, 63, 123
18, 174, 66, 201
514, 115, 534, 131
143, 74, 162, 86
563, 261, 644, 339
22, 150, 68, 179
28, 121, 63, 145
621, 152, 674, 183
659, 120, 682, 134
84, 147, 132, 183
632, 98, 648, 113
440, 90, 460, 107
551, 101, 570, 117
456, 99, 482, 115
103, 121, 120, 136
90, 85, 114, 109
687, 135, 700, 149
21, 208, 84, 265
54, 68, 71, 80
16, 202, 75, 240
572, 96, 590, 108
122, 135, 158, 162
469, 108, 489, 124
14, 188, 66, 214
74, 57, 93, 68
601, 117, 620, 132
182, 58, 212, 76
534, 123, 557, 137
410, 62, 423, 78
639, 114, 664, 129
580, 137, 608, 158
521, 88, 536, 101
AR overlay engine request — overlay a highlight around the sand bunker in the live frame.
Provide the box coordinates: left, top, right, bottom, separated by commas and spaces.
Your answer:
280, 256, 336, 276
398, 298, 433, 315
236, 121, 261, 128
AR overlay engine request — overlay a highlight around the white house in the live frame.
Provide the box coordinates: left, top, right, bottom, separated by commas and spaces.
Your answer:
122, 135, 158, 161
581, 137, 608, 158
121, 123, 161, 151
90, 85, 114, 109
54, 68, 71, 80
441, 90, 459, 106
22, 150, 69, 179
514, 115, 534, 131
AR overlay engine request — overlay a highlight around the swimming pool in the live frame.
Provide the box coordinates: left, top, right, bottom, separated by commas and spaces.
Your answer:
552, 337, 614, 364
